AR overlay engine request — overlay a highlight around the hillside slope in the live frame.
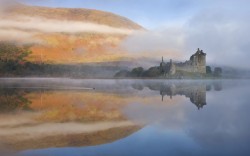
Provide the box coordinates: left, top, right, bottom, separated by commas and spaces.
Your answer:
1, 4, 143, 63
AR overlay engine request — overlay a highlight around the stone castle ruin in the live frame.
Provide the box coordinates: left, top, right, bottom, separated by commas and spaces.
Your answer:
160, 48, 206, 76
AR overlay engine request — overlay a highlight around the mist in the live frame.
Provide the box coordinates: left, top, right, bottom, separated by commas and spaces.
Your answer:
0, 29, 43, 44
0, 120, 134, 138
121, 8, 250, 69
0, 0, 135, 44
1, 0, 250, 70
121, 28, 186, 60
0, 16, 134, 34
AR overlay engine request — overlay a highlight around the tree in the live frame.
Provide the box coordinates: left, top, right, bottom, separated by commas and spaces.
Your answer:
214, 67, 222, 77
206, 66, 212, 74
0, 41, 31, 63
0, 41, 32, 74
114, 70, 131, 77
131, 67, 144, 77
142, 67, 161, 77
0, 88, 31, 113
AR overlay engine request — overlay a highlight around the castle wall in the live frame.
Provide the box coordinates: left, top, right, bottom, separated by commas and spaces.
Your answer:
176, 65, 206, 74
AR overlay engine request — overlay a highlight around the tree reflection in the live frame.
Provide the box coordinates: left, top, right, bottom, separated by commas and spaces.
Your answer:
0, 88, 31, 113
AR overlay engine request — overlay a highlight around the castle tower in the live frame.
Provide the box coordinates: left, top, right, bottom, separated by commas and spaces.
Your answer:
160, 56, 167, 76
169, 59, 176, 75
190, 48, 206, 73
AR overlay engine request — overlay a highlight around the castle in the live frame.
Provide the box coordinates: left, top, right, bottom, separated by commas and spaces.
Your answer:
160, 48, 206, 76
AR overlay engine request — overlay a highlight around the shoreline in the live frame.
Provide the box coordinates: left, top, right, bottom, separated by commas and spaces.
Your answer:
0, 77, 249, 80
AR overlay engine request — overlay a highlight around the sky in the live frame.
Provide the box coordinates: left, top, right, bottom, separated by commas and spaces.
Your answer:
2, 0, 250, 68
26, 0, 195, 29
26, 0, 249, 29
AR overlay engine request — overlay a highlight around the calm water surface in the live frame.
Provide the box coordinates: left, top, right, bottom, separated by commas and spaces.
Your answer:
0, 78, 249, 156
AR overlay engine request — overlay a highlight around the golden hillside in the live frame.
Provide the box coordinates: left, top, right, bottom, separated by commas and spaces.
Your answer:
2, 4, 143, 63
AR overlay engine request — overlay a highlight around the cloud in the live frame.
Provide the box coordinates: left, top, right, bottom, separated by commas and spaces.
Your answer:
121, 28, 186, 60
0, 16, 134, 35
0, 15, 134, 44
121, 8, 250, 69
185, 10, 250, 68
1, 0, 250, 69
0, 29, 42, 44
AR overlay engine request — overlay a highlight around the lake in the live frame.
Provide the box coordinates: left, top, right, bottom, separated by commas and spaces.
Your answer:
0, 78, 249, 156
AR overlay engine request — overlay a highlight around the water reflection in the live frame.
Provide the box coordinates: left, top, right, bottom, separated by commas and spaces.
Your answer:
0, 78, 249, 156
131, 81, 222, 109
0, 88, 31, 113
0, 80, 142, 151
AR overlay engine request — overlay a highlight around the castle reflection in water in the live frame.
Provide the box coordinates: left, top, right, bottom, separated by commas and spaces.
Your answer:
132, 81, 222, 110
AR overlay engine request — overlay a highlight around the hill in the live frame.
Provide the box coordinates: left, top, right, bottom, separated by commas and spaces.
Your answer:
6, 3, 142, 29
1, 3, 143, 64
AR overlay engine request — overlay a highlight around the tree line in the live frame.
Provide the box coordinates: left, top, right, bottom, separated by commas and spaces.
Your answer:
0, 41, 222, 78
